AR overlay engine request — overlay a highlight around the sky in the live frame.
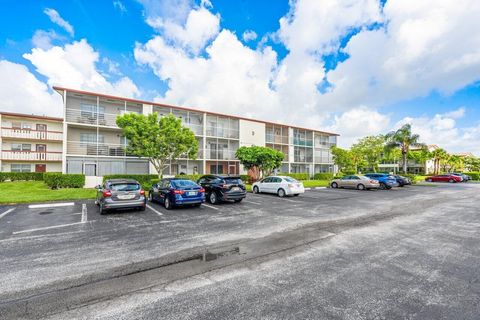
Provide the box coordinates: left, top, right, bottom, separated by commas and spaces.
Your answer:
1, 0, 480, 155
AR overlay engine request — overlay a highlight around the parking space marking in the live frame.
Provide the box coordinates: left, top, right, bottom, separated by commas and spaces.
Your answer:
146, 204, 163, 216
202, 203, 219, 210
28, 202, 75, 209
12, 222, 85, 235
81, 204, 88, 223
243, 200, 262, 205
0, 208, 15, 220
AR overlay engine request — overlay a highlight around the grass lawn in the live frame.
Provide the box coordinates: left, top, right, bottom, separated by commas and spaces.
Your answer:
0, 181, 96, 204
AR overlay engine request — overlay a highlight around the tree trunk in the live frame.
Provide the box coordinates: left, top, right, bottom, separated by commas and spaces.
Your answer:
402, 151, 408, 174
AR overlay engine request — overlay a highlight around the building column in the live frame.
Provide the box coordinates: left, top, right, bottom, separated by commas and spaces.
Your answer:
202, 113, 207, 174
61, 90, 68, 174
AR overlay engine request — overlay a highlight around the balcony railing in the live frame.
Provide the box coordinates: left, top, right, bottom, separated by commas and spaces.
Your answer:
205, 149, 237, 160
206, 126, 239, 139
1, 150, 62, 161
67, 141, 133, 156
314, 142, 336, 148
266, 134, 289, 144
65, 109, 130, 127
1, 128, 63, 141
178, 149, 204, 159
293, 139, 313, 147
183, 122, 203, 135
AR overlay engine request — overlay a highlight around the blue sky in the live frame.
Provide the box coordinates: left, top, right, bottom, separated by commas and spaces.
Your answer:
1, 0, 479, 154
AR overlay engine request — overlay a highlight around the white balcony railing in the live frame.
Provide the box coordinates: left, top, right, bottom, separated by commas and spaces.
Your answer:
67, 141, 131, 156
65, 109, 127, 127
1, 150, 62, 161
205, 149, 237, 160
206, 126, 239, 139
1, 128, 63, 141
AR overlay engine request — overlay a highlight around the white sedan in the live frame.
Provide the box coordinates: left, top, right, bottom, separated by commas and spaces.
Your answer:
252, 176, 305, 197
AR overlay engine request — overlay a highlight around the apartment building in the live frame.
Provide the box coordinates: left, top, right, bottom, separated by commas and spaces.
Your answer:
0, 112, 63, 173
53, 87, 338, 178
378, 145, 438, 174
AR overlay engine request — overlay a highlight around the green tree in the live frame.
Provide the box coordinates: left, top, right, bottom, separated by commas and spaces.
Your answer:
351, 135, 385, 172
331, 146, 354, 173
235, 146, 284, 181
408, 147, 430, 174
116, 113, 198, 179
464, 156, 480, 171
446, 154, 464, 172
431, 148, 448, 174
385, 124, 424, 173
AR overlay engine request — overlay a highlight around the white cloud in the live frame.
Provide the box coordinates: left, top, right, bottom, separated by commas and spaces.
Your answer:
113, 0, 127, 14
137, 0, 193, 26
242, 30, 257, 42
0, 60, 62, 116
395, 108, 480, 155
44, 8, 74, 37
325, 106, 391, 147
32, 29, 65, 49
23, 39, 140, 98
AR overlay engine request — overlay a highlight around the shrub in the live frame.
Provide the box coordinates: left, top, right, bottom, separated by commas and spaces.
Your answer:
313, 173, 334, 180
0, 172, 45, 182
240, 175, 250, 183
44, 173, 85, 189
103, 174, 158, 191
278, 173, 311, 180
341, 169, 357, 175
466, 172, 480, 180
174, 174, 203, 182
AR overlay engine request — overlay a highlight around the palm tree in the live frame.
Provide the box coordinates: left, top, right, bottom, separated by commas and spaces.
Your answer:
385, 124, 424, 174
431, 148, 448, 174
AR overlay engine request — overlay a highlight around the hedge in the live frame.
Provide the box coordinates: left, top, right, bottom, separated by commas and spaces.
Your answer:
0, 172, 45, 182
313, 172, 334, 180
278, 173, 310, 181
44, 173, 85, 189
174, 174, 203, 182
466, 172, 480, 180
103, 174, 158, 191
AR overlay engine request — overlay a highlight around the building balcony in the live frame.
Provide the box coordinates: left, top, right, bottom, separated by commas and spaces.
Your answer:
293, 139, 313, 147
206, 127, 239, 139
67, 141, 133, 156
65, 109, 125, 128
1, 150, 62, 161
205, 149, 237, 160
265, 134, 288, 144
1, 127, 63, 141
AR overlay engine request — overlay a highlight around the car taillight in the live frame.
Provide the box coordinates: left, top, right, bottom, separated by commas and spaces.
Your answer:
140, 189, 145, 195
370, 180, 376, 183
103, 190, 112, 197
173, 190, 184, 194
199, 188, 205, 193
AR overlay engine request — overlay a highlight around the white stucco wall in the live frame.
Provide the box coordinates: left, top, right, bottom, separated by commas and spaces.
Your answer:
239, 119, 265, 147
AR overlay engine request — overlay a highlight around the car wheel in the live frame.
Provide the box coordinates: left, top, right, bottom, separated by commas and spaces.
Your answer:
379, 182, 387, 190
95, 199, 99, 206
357, 184, 365, 191
208, 192, 218, 204
277, 188, 286, 197
331, 182, 338, 188
253, 186, 259, 194
148, 192, 154, 203
139, 205, 146, 211
399, 184, 404, 187
99, 203, 106, 215
448, 179, 455, 183
293, 194, 300, 196
234, 199, 243, 203
164, 197, 172, 210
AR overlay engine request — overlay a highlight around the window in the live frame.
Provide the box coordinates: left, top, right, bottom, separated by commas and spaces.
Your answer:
80, 133, 105, 144
11, 143, 31, 151
109, 183, 141, 191
11, 164, 31, 172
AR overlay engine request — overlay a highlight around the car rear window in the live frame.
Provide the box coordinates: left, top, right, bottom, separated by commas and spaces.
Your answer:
172, 180, 198, 188
223, 178, 243, 184
284, 177, 298, 183
110, 183, 140, 191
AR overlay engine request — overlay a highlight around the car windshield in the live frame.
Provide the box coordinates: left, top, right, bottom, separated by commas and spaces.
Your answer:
224, 178, 242, 184
172, 180, 198, 188
284, 177, 298, 183
110, 183, 140, 191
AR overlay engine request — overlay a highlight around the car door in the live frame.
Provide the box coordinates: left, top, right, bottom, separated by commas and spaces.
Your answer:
259, 177, 272, 193
271, 177, 282, 193
339, 176, 352, 188
151, 182, 160, 201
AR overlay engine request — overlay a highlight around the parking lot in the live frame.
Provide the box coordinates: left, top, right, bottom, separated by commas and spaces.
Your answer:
0, 182, 478, 319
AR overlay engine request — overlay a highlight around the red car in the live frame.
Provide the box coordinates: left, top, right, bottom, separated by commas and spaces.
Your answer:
425, 174, 462, 183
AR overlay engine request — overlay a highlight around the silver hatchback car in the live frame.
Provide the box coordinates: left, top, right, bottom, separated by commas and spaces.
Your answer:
96, 179, 146, 214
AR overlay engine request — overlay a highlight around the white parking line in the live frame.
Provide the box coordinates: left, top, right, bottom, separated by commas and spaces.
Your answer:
81, 203, 87, 223
13, 222, 85, 235
146, 204, 163, 216
243, 200, 262, 205
201, 203, 219, 210
0, 208, 15, 220
28, 202, 74, 209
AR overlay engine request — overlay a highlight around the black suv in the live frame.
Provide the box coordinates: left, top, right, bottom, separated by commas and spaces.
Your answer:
197, 175, 246, 204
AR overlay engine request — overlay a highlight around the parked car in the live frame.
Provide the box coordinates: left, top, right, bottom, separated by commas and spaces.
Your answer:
96, 179, 146, 214
425, 174, 462, 183
393, 175, 412, 187
452, 172, 471, 182
197, 175, 246, 204
364, 173, 399, 190
330, 175, 380, 190
149, 178, 205, 209
252, 176, 305, 197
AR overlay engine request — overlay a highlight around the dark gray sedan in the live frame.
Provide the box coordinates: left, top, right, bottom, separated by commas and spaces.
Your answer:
95, 179, 146, 214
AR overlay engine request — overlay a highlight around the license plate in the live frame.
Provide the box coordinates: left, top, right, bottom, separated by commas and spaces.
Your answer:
187, 191, 197, 196
232, 187, 241, 191
118, 194, 135, 200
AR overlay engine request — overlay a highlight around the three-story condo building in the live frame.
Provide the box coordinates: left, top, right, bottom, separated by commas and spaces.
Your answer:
54, 87, 338, 177
0, 112, 63, 173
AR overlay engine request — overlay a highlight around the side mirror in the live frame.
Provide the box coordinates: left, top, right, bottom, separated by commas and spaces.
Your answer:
95, 185, 101, 190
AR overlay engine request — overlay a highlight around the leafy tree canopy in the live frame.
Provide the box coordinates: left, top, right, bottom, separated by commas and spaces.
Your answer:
116, 113, 198, 178
235, 146, 284, 181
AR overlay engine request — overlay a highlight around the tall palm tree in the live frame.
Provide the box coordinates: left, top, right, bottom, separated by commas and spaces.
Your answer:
384, 124, 424, 174
431, 148, 448, 174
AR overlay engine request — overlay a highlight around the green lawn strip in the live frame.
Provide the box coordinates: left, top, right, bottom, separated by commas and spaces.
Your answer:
0, 181, 96, 204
